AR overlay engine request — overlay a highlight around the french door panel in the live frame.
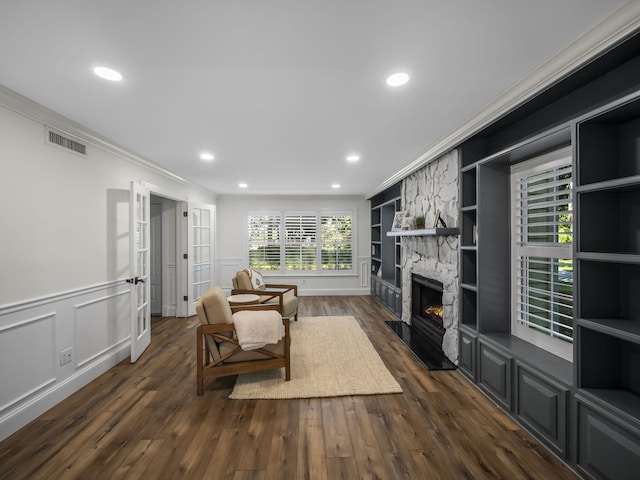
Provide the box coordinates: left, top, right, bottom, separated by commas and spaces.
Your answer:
130, 182, 151, 362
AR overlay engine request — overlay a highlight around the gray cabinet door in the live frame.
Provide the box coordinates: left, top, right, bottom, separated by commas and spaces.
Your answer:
459, 330, 477, 381
514, 362, 568, 457
478, 341, 512, 410
576, 397, 640, 480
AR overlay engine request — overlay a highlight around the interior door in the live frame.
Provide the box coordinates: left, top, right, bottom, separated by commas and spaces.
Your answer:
129, 181, 151, 362
150, 201, 162, 315
186, 203, 215, 316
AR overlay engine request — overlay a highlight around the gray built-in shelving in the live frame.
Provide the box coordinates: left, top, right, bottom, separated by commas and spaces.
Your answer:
456, 31, 640, 480
370, 183, 402, 318
575, 95, 640, 428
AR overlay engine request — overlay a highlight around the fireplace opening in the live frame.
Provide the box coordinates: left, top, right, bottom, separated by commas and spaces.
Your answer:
413, 275, 444, 326
385, 273, 455, 370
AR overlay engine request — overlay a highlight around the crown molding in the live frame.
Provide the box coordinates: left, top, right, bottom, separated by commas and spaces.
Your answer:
367, 1, 640, 198
0, 85, 189, 185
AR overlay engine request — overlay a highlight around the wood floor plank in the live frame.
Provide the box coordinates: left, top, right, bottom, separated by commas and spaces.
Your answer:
342, 396, 395, 480
321, 397, 354, 459
0, 295, 578, 480
237, 400, 277, 471
326, 456, 359, 480
266, 400, 299, 479
296, 399, 327, 480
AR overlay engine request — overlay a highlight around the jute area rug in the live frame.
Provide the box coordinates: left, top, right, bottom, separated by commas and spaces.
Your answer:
229, 316, 403, 399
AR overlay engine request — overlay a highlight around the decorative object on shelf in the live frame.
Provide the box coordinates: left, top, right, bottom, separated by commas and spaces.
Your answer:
433, 210, 448, 228
473, 225, 478, 244
402, 214, 414, 230
413, 215, 425, 229
391, 212, 405, 231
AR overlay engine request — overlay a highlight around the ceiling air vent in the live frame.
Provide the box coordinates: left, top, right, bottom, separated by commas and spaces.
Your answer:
46, 127, 87, 155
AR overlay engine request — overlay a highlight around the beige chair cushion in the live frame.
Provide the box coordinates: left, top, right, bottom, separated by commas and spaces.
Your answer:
196, 285, 233, 325
261, 291, 298, 319
196, 285, 286, 363
234, 269, 266, 291
219, 337, 285, 362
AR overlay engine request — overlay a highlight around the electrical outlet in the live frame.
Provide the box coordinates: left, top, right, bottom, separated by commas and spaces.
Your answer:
60, 347, 73, 366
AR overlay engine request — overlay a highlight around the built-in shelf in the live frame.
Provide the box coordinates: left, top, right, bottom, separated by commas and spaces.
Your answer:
386, 227, 460, 237
578, 318, 640, 344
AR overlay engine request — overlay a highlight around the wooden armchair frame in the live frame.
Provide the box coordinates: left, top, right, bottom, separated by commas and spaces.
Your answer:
197, 304, 291, 395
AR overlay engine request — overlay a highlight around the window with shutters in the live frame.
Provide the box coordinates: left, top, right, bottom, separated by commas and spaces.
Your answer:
247, 211, 354, 273
511, 147, 574, 361
247, 213, 281, 271
321, 215, 352, 270
284, 214, 317, 271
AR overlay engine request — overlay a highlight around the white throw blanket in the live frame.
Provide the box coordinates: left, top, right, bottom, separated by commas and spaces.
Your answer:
232, 310, 284, 351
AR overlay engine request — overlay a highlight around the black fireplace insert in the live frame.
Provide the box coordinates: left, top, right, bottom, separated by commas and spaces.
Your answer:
386, 273, 455, 370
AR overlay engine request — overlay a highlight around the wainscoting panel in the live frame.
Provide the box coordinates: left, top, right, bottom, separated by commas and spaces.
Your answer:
74, 287, 129, 368
0, 312, 56, 416
0, 281, 131, 442
359, 256, 370, 288
217, 258, 243, 291
215, 257, 371, 296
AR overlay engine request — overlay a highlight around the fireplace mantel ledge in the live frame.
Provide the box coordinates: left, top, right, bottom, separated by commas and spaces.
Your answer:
387, 227, 460, 237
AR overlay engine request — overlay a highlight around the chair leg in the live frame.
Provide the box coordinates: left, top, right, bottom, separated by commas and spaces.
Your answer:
197, 326, 204, 395
284, 320, 291, 381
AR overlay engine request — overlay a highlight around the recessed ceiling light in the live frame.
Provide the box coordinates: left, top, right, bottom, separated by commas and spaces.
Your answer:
346, 154, 360, 162
94, 66, 122, 82
386, 72, 409, 87
331, 184, 341, 189
238, 183, 248, 188
200, 153, 214, 161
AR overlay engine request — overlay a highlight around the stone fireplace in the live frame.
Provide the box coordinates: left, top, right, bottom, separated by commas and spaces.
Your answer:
400, 150, 460, 365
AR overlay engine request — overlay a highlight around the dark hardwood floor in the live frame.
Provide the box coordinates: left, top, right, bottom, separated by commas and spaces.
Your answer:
0, 296, 578, 479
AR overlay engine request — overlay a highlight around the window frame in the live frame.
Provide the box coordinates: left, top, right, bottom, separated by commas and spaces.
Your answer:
246, 210, 356, 275
510, 146, 574, 361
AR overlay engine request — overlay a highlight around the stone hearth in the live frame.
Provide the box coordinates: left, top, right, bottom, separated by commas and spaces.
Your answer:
400, 150, 459, 364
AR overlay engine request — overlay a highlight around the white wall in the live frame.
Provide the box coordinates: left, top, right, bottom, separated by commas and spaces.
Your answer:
216, 195, 371, 295
0, 89, 216, 441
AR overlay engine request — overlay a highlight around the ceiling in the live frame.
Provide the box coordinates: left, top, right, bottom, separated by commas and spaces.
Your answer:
0, 0, 627, 196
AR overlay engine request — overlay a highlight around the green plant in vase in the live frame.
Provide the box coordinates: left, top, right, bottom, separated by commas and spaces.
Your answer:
414, 215, 425, 229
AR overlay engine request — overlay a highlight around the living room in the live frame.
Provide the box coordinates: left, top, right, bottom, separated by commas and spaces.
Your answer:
1, 2, 640, 479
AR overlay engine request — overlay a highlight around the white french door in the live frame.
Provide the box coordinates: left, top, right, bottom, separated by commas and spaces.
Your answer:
129, 182, 151, 362
185, 203, 215, 316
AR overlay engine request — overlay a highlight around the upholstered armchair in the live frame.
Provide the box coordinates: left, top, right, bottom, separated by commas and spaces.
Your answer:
231, 269, 299, 321
195, 285, 291, 395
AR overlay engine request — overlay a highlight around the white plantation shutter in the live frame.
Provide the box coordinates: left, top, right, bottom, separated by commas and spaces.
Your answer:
284, 214, 317, 271
511, 148, 574, 361
515, 257, 574, 343
514, 162, 573, 246
247, 211, 355, 273
321, 215, 353, 270
248, 214, 281, 270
